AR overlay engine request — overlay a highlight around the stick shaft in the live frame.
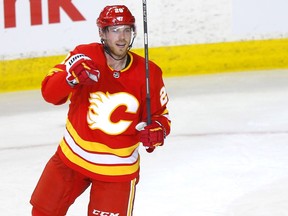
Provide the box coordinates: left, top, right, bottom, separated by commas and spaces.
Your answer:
142, 0, 151, 125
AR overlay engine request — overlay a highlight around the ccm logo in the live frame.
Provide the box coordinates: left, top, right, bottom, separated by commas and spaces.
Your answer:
93, 209, 120, 216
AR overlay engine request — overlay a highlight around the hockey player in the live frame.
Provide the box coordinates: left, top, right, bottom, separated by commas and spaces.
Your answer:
30, 5, 171, 216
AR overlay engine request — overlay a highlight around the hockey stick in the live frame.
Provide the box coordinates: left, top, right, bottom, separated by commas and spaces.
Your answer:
142, 0, 151, 125
142, 0, 155, 153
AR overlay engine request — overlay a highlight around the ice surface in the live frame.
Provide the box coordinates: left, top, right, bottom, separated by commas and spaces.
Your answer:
1, 70, 288, 216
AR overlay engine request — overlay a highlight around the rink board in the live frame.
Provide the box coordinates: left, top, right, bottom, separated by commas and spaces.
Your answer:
1, 38, 288, 92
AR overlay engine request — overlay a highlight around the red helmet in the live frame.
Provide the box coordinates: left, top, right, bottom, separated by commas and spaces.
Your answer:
97, 5, 135, 29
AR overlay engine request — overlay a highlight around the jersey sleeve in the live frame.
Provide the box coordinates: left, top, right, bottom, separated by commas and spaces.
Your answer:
146, 62, 171, 137
41, 45, 83, 105
41, 63, 73, 105
41, 43, 100, 106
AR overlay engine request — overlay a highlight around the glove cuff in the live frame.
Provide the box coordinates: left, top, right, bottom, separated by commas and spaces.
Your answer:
154, 120, 167, 139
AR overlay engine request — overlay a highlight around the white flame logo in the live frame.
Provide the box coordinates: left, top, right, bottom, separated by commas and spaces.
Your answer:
87, 92, 139, 135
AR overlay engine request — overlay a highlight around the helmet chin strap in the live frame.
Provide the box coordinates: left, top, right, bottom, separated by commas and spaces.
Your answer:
101, 33, 136, 61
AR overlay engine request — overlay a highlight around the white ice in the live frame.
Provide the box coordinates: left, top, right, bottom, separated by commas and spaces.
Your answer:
1, 70, 288, 216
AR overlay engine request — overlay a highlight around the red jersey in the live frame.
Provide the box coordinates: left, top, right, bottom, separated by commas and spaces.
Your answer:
41, 43, 171, 182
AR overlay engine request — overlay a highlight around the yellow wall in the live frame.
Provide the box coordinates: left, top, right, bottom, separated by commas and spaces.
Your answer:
1, 38, 288, 93
141, 38, 288, 77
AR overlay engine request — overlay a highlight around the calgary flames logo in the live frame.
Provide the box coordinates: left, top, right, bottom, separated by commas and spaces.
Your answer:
87, 91, 139, 135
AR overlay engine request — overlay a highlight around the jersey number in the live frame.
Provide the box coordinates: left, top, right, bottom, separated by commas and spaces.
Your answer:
160, 86, 168, 106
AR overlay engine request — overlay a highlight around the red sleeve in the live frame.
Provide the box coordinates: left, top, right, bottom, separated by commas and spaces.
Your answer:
41, 64, 73, 105
40, 44, 91, 105
148, 63, 171, 137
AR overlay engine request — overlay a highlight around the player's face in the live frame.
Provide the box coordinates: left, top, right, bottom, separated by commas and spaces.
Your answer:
102, 25, 133, 58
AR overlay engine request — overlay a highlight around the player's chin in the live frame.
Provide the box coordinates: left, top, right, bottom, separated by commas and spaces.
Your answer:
110, 44, 127, 55
115, 48, 129, 56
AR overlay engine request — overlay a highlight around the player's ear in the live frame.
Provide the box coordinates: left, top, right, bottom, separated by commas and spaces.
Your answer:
98, 29, 103, 39
98, 28, 106, 40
